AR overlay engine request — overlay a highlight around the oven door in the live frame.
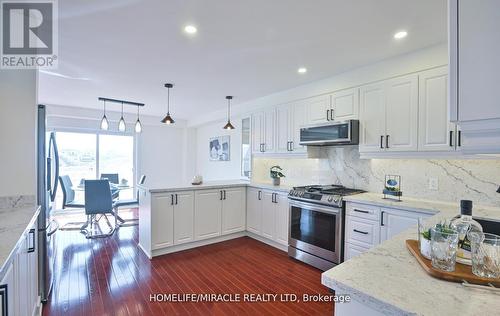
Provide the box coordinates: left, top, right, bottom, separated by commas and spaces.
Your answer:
289, 200, 342, 264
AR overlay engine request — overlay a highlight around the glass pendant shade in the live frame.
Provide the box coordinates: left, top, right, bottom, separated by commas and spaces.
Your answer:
100, 115, 109, 130
118, 117, 126, 132
135, 119, 142, 133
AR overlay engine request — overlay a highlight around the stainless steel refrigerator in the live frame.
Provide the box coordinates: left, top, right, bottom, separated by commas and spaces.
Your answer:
37, 104, 59, 303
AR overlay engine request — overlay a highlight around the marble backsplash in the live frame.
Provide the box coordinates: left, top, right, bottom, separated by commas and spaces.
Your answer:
0, 195, 36, 209
252, 147, 500, 207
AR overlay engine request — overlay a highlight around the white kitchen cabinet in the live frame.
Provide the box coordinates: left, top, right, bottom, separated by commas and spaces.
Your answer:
261, 191, 276, 240
385, 74, 418, 152
246, 187, 262, 234
263, 109, 275, 152
194, 189, 222, 240
252, 109, 275, 153
449, 0, 500, 154
221, 187, 246, 235
380, 208, 431, 242
305, 94, 332, 124
16, 234, 29, 316
359, 82, 386, 152
331, 88, 359, 121
251, 111, 264, 153
173, 191, 195, 245
418, 67, 457, 151
344, 243, 369, 261
0, 263, 14, 316
345, 216, 380, 249
292, 101, 307, 152
151, 193, 174, 249
275, 104, 292, 153
274, 193, 289, 246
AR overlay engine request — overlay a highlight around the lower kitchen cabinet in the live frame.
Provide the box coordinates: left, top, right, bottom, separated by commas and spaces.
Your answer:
194, 189, 223, 240
247, 187, 289, 247
151, 193, 175, 249
380, 207, 430, 242
0, 220, 38, 316
221, 187, 246, 234
344, 243, 370, 261
173, 191, 195, 245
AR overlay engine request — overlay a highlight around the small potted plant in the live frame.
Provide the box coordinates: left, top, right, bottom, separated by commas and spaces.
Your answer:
270, 166, 285, 186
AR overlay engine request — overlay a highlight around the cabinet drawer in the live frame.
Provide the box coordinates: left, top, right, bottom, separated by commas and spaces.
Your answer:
346, 202, 380, 221
344, 243, 370, 261
345, 216, 380, 248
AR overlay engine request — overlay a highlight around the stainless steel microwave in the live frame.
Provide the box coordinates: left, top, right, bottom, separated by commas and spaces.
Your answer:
299, 120, 359, 146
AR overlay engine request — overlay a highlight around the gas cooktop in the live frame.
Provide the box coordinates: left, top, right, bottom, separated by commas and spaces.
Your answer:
288, 184, 364, 207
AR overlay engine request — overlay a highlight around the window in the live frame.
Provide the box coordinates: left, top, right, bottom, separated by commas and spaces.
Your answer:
241, 117, 251, 178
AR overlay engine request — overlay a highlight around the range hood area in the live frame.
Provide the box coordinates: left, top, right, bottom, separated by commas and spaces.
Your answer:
299, 120, 359, 146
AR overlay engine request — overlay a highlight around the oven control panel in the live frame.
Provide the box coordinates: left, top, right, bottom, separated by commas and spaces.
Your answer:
288, 190, 343, 207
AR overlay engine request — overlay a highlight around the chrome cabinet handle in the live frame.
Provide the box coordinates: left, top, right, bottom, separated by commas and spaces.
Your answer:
326, 109, 330, 121
258, 191, 262, 200
330, 109, 334, 121
353, 229, 369, 235
290, 141, 294, 151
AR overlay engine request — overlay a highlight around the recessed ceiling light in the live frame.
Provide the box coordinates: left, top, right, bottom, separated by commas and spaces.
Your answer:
298, 67, 307, 74
184, 25, 197, 34
394, 31, 408, 39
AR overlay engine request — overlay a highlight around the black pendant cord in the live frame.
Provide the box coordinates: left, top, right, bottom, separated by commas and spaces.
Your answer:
227, 98, 230, 121
167, 87, 170, 114
121, 102, 124, 117
136, 104, 140, 118
103, 100, 107, 116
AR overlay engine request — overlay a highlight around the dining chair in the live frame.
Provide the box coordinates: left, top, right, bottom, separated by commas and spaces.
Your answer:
80, 180, 118, 239
101, 173, 120, 199
59, 175, 85, 209
113, 175, 146, 226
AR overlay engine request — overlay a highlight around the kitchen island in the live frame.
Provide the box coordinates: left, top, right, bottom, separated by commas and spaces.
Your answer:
322, 193, 500, 316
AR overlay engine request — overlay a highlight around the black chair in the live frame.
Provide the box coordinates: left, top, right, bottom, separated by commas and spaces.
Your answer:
59, 175, 84, 209
114, 175, 146, 226
80, 180, 118, 238
101, 173, 119, 199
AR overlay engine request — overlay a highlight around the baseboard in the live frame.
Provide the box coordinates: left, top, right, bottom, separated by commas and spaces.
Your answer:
138, 242, 152, 259
151, 232, 247, 257
245, 232, 288, 252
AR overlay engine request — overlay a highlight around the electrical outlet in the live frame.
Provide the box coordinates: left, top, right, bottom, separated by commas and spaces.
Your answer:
428, 178, 439, 191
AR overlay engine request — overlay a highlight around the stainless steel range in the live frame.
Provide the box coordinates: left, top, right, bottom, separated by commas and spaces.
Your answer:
288, 185, 364, 271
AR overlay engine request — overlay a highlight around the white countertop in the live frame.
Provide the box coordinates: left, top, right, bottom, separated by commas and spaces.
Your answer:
322, 192, 500, 315
140, 180, 292, 193
0, 204, 40, 280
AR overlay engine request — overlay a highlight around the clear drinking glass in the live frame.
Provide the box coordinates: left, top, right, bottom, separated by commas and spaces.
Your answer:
468, 232, 500, 279
430, 227, 459, 272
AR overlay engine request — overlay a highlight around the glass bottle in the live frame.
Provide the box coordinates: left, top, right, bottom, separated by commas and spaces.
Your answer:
450, 200, 483, 264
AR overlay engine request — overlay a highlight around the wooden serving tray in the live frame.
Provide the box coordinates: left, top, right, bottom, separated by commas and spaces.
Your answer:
406, 239, 500, 287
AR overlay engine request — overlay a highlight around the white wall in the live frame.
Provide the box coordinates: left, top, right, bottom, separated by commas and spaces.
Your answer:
0, 70, 37, 197
193, 44, 449, 180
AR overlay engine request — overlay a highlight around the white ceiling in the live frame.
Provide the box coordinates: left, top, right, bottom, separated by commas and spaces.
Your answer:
38, 0, 447, 120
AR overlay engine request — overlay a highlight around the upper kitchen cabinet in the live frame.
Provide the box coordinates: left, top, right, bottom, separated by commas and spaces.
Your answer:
418, 67, 459, 152
449, 0, 500, 153
305, 94, 332, 124
275, 102, 307, 153
331, 88, 359, 121
359, 82, 386, 153
251, 109, 275, 153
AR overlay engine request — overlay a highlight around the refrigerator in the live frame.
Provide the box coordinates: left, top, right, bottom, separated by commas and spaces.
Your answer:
37, 104, 59, 303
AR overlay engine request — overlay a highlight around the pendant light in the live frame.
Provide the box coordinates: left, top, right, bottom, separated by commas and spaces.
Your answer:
134, 104, 142, 133
223, 96, 235, 130
118, 102, 126, 132
100, 99, 109, 130
161, 83, 175, 124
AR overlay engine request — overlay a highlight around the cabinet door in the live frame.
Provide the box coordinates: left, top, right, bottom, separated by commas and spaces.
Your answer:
263, 109, 275, 152
15, 234, 29, 316
221, 187, 246, 235
292, 101, 307, 152
275, 104, 291, 153
385, 74, 418, 152
380, 208, 430, 241
27, 225, 38, 316
194, 190, 222, 240
246, 188, 262, 234
151, 194, 174, 249
345, 243, 370, 261
274, 193, 289, 246
0, 262, 14, 316
251, 111, 264, 153
332, 88, 359, 121
261, 191, 276, 240
458, 0, 500, 122
359, 83, 386, 152
418, 67, 454, 151
173, 191, 195, 245
305, 94, 331, 124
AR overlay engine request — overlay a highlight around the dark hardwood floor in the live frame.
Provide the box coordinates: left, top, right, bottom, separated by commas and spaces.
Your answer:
43, 212, 333, 316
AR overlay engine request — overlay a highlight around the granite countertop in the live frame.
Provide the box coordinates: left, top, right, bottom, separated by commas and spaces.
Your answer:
140, 180, 293, 193
0, 204, 40, 281
322, 193, 500, 315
